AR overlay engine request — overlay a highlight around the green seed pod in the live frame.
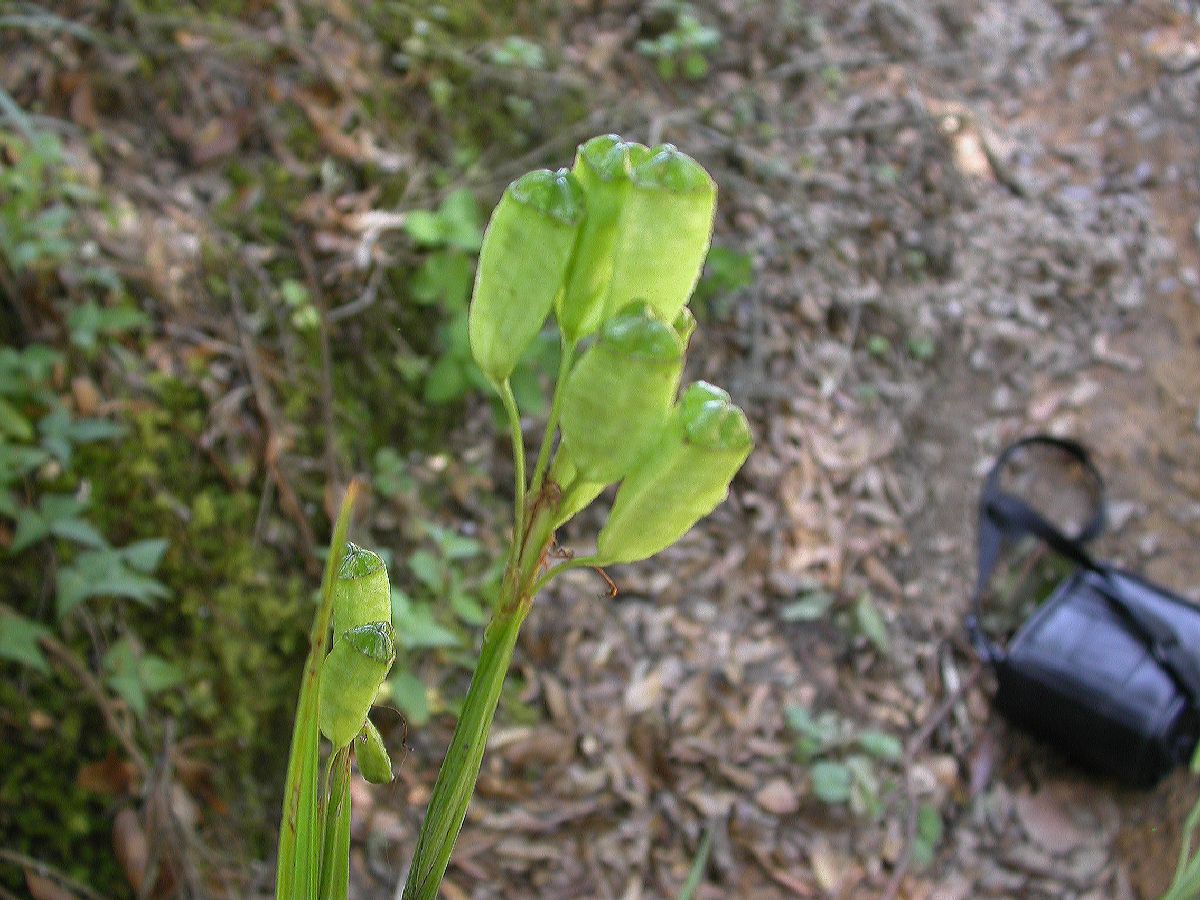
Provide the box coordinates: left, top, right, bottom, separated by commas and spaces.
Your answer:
556, 135, 651, 344
319, 622, 396, 748
469, 168, 586, 384
596, 381, 752, 565
332, 543, 391, 637
355, 718, 394, 785
602, 145, 717, 326
558, 302, 685, 485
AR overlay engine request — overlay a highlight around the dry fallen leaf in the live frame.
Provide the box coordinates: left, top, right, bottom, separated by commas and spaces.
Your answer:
1014, 787, 1092, 854
76, 756, 138, 798
113, 806, 149, 894
25, 872, 76, 900
755, 778, 801, 816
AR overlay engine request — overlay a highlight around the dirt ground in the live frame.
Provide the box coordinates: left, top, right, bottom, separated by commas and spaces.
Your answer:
7, 1, 1200, 897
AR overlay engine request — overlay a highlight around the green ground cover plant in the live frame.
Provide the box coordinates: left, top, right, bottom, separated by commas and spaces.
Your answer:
275, 133, 753, 899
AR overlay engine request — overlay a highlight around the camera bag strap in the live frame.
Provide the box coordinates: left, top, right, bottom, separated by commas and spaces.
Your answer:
966, 435, 1200, 704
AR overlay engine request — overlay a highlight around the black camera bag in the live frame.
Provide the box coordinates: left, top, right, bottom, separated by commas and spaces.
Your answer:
966, 436, 1200, 787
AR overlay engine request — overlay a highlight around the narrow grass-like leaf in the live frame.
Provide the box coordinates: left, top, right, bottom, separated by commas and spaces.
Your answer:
402, 607, 525, 900
677, 829, 713, 900
275, 482, 359, 900
317, 746, 352, 900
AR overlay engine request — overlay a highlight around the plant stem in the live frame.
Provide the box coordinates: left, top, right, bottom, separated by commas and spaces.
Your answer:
531, 554, 599, 596
529, 336, 575, 494
402, 494, 559, 900
401, 589, 527, 900
317, 745, 352, 900
275, 482, 359, 900
1166, 791, 1200, 899
497, 378, 526, 541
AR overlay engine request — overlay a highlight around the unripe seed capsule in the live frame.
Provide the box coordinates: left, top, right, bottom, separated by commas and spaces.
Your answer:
597, 381, 752, 565
556, 135, 651, 343
332, 543, 391, 637
469, 168, 586, 384
602, 145, 716, 326
355, 718, 394, 785
319, 621, 396, 748
558, 302, 685, 485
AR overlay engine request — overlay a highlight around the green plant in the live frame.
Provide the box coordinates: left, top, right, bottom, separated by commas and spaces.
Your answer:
693, 245, 752, 321
401, 188, 564, 414
281, 278, 319, 332
0, 129, 73, 273
383, 523, 502, 726
1163, 748, 1200, 899
276, 134, 751, 900
488, 36, 546, 70
785, 704, 902, 819
274, 489, 362, 899
402, 188, 526, 406
0, 344, 170, 695
636, 3, 721, 81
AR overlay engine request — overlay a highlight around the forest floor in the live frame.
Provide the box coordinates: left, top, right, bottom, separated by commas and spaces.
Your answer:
4, 1, 1200, 898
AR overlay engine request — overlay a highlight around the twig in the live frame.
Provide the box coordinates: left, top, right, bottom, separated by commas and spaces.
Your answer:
228, 279, 321, 577
881, 660, 982, 900
0, 84, 37, 143
766, 47, 976, 82
38, 633, 150, 780
0, 848, 107, 900
327, 265, 382, 323
294, 234, 341, 496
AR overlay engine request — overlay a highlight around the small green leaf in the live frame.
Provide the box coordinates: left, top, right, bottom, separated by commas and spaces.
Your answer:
854, 594, 889, 654
780, 590, 834, 621
0, 608, 52, 673
120, 538, 169, 573
140, 655, 184, 693
388, 671, 430, 726
0, 445, 48, 482
409, 550, 443, 591
405, 210, 445, 247
857, 730, 903, 762
411, 250, 474, 310
280, 279, 308, 308
906, 335, 936, 362
66, 418, 124, 442
0, 397, 32, 440
912, 804, 944, 868
436, 189, 483, 252
810, 761, 853, 804
427, 526, 481, 561
11, 508, 49, 553
423, 355, 469, 404
391, 590, 460, 651
103, 638, 180, 719
786, 705, 841, 761
48, 517, 108, 549
846, 755, 884, 818
56, 548, 170, 618
449, 590, 487, 627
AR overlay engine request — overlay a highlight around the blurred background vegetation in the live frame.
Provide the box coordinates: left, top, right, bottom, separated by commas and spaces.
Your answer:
0, 2, 752, 894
